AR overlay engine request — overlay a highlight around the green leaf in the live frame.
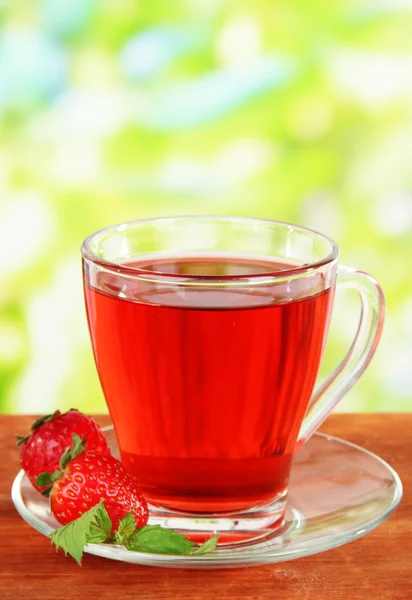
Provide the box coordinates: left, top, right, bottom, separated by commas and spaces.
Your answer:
126, 525, 195, 555
87, 524, 111, 545
50, 501, 111, 565
16, 434, 29, 447
94, 504, 113, 536
86, 503, 113, 544
35, 472, 53, 487
113, 512, 136, 546
189, 535, 219, 555
36, 469, 64, 496
16, 411, 61, 447
50, 503, 218, 564
59, 434, 86, 470
51, 469, 62, 482
87, 523, 110, 544
31, 411, 60, 431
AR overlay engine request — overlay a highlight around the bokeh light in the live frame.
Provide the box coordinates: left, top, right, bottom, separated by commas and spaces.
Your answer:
1, 0, 412, 413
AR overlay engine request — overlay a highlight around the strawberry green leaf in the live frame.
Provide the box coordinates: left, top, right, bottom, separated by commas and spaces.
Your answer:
35, 472, 53, 487
50, 500, 110, 564
189, 535, 219, 555
36, 469, 65, 496
126, 525, 195, 555
59, 434, 86, 470
16, 411, 60, 447
31, 411, 60, 431
114, 513, 136, 546
16, 434, 29, 447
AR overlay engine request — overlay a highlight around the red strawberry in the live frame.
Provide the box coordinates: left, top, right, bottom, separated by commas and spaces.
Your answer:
37, 435, 148, 530
17, 409, 110, 492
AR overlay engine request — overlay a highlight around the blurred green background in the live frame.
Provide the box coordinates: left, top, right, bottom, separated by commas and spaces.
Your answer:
1, 0, 412, 414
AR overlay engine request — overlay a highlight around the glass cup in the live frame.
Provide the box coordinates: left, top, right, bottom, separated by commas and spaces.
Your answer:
82, 216, 384, 538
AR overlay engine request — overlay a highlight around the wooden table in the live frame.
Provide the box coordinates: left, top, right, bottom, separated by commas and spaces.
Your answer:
0, 414, 410, 600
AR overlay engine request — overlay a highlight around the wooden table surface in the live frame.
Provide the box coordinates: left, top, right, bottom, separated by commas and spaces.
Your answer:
0, 414, 410, 600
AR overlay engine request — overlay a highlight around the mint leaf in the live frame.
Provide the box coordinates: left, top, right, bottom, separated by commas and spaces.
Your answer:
113, 513, 136, 546
50, 501, 111, 564
50, 504, 219, 563
86, 504, 113, 544
190, 535, 219, 555
86, 526, 110, 545
126, 525, 195, 555
94, 503, 112, 536
126, 526, 219, 555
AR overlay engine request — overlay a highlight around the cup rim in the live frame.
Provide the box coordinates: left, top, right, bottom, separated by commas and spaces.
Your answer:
81, 215, 339, 281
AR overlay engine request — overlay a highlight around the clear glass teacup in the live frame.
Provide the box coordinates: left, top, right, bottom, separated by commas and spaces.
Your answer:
82, 216, 384, 536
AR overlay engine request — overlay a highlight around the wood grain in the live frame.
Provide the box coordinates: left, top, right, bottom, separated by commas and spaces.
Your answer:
0, 414, 410, 600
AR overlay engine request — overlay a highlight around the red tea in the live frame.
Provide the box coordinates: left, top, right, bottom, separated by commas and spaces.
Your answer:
84, 255, 333, 513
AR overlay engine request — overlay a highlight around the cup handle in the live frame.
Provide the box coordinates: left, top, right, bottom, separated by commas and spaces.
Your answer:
297, 266, 385, 446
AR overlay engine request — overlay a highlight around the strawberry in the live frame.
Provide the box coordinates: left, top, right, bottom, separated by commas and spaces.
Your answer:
37, 435, 149, 530
17, 409, 110, 492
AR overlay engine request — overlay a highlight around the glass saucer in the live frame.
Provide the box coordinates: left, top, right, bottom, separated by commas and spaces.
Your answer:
11, 427, 402, 569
